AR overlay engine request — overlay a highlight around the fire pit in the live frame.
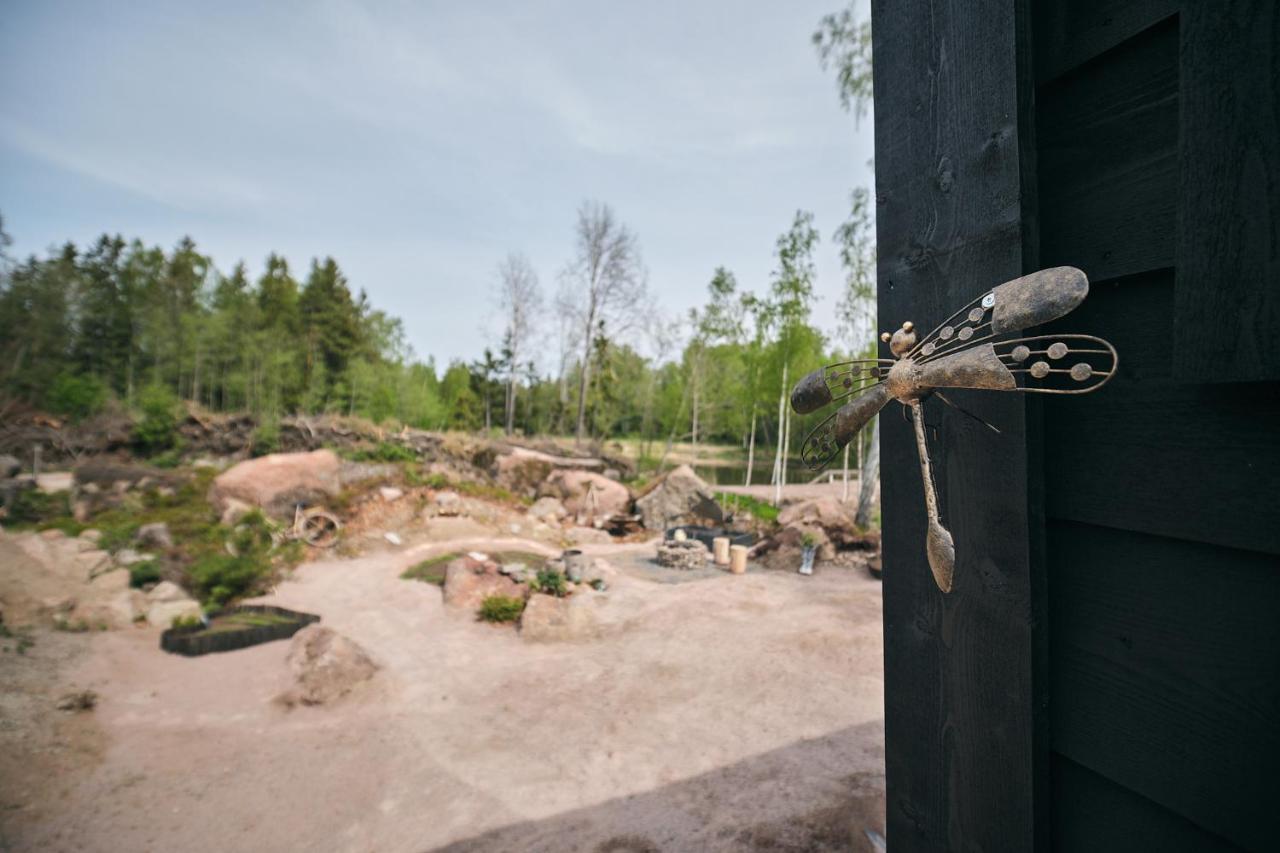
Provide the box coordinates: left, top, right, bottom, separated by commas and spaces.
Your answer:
656, 538, 709, 571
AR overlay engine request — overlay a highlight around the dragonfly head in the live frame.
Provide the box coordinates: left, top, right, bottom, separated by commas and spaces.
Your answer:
881, 321, 917, 358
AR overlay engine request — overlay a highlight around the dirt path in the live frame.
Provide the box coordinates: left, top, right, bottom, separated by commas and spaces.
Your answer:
2, 538, 885, 852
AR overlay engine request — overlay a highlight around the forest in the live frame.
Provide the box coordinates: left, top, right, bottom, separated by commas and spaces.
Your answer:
0, 194, 875, 474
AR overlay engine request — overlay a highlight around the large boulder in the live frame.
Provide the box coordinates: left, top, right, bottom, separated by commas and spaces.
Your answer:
208, 449, 342, 520
635, 465, 724, 530
520, 592, 601, 643
776, 498, 876, 549
442, 556, 524, 611
493, 447, 557, 496
279, 626, 379, 706
145, 581, 202, 626
538, 470, 631, 523
527, 496, 568, 523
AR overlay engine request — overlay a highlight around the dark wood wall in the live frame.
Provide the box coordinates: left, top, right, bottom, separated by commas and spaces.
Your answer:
1034, 3, 1279, 850
873, 1, 1280, 850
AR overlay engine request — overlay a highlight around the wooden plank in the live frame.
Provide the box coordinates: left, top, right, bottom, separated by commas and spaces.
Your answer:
1036, 16, 1177, 282
1174, 2, 1280, 382
873, 1, 1042, 849
1051, 754, 1246, 852
1040, 269, 1280, 556
1033, 0, 1178, 84
1048, 521, 1280, 851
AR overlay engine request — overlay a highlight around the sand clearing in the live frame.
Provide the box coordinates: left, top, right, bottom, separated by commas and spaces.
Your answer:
1, 537, 885, 852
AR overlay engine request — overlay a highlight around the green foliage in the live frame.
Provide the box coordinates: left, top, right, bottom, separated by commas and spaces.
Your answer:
401, 553, 456, 586
532, 567, 566, 598
2, 488, 71, 528
171, 614, 202, 630
478, 595, 525, 623
128, 560, 162, 588
251, 419, 281, 457
47, 373, 108, 422
812, 3, 874, 121
714, 491, 780, 524
188, 554, 267, 608
346, 441, 416, 463
133, 384, 180, 452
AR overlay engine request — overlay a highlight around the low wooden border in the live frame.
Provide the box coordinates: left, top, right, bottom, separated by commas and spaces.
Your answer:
160, 604, 320, 657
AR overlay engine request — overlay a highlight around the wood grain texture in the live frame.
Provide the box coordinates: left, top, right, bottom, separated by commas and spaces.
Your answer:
1048, 521, 1280, 851
1041, 269, 1280, 555
1174, 1, 1280, 382
1032, 0, 1178, 84
873, 0, 1042, 849
1037, 16, 1177, 282
1051, 754, 1246, 852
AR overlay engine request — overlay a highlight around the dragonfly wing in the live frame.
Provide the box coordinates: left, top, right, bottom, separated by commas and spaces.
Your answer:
914, 335, 1117, 394
790, 360, 892, 415
799, 384, 891, 471
917, 344, 1017, 391
906, 266, 1090, 363
989, 266, 1089, 333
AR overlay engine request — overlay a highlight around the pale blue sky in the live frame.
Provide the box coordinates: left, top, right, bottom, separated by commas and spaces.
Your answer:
1, 0, 874, 368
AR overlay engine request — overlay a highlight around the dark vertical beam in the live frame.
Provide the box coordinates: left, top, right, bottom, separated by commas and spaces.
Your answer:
872, 1, 1043, 850
1174, 1, 1280, 382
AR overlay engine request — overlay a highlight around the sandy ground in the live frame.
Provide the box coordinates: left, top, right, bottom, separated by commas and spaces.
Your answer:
1, 535, 885, 853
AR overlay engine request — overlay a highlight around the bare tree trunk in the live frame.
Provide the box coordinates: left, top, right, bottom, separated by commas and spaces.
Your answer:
842, 443, 850, 502
772, 363, 788, 505
690, 365, 699, 466
855, 417, 880, 528
744, 408, 757, 486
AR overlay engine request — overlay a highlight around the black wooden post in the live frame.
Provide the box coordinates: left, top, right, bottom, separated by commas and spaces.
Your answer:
872, 1, 1045, 849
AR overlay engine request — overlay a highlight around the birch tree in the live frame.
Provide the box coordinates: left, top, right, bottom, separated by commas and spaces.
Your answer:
558, 201, 647, 444
493, 252, 542, 435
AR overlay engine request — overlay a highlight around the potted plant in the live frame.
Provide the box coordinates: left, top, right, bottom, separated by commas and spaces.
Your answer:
799, 532, 818, 576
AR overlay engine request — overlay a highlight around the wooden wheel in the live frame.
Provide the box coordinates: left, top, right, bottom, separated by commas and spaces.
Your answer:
299, 508, 341, 548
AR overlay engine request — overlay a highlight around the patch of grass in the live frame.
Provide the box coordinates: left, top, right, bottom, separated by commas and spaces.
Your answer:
401, 552, 458, 585
343, 441, 417, 463
714, 491, 779, 524
54, 617, 93, 633
452, 479, 531, 507
420, 472, 451, 489
3, 488, 73, 528
128, 559, 162, 588
0, 624, 35, 655
148, 445, 185, 469
478, 595, 525, 623
531, 567, 566, 598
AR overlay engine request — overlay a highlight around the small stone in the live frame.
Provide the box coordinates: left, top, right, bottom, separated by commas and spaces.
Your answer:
113, 549, 152, 567
136, 522, 173, 550
56, 690, 97, 712
384, 532, 402, 546
220, 498, 253, 526
78, 529, 102, 542
39, 528, 65, 540
379, 486, 404, 502
435, 491, 462, 516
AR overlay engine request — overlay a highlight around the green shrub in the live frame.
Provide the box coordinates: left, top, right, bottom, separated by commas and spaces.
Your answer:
46, 373, 108, 422
714, 491, 779, 524
346, 441, 416, 463
128, 560, 162, 588
3, 488, 71, 527
532, 567, 566, 598
187, 553, 268, 607
251, 420, 280, 457
478, 595, 525, 623
171, 614, 202, 630
132, 384, 180, 453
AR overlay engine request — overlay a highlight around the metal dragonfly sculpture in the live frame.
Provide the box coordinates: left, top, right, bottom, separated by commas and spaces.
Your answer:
789, 266, 1117, 593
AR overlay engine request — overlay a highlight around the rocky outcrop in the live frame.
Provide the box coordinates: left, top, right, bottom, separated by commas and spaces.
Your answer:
527, 496, 568, 523
538, 470, 631, 523
145, 581, 202, 627
442, 555, 524, 611
635, 465, 723, 530
0, 529, 147, 629
519, 592, 602, 643
279, 626, 379, 706
776, 498, 877, 550
208, 449, 343, 519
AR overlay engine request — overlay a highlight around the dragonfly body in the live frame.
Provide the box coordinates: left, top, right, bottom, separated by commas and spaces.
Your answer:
789, 266, 1117, 593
